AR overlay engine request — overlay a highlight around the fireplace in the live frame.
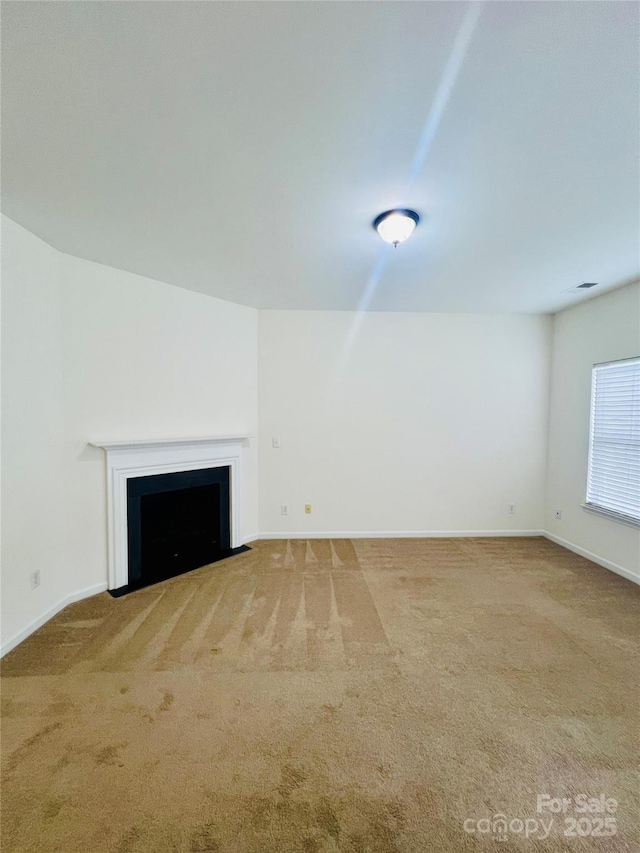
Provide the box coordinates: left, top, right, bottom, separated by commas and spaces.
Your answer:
92, 436, 249, 593
127, 466, 231, 590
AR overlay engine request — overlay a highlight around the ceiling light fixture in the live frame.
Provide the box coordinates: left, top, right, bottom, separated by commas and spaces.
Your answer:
373, 209, 420, 247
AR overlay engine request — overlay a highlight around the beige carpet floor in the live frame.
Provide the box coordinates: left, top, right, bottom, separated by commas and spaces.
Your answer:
1, 537, 638, 852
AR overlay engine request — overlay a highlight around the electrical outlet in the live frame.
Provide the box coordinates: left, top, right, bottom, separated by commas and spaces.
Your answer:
281, 504, 289, 516
30, 570, 41, 590
555, 510, 562, 520
305, 504, 312, 514
272, 436, 280, 449
508, 503, 515, 515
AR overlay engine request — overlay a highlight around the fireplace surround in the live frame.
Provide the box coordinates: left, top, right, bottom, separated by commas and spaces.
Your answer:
92, 436, 248, 592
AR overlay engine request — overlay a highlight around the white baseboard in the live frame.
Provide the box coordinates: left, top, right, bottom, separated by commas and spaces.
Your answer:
257, 529, 545, 540
0, 581, 108, 658
543, 532, 640, 585
242, 533, 260, 544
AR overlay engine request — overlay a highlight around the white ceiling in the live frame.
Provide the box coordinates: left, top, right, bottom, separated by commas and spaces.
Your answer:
2, 1, 638, 313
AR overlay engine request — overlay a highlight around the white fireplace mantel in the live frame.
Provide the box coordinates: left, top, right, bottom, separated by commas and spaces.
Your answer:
91, 435, 250, 590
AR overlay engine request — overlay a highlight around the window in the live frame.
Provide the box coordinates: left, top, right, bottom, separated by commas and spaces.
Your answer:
586, 357, 640, 524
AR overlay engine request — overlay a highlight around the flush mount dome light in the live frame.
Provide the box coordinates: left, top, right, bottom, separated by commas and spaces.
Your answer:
373, 209, 420, 247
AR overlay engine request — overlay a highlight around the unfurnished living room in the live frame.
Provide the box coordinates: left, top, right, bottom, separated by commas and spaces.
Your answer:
1, 1, 639, 851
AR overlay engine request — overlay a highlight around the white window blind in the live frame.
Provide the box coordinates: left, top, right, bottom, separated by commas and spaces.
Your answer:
586, 357, 640, 523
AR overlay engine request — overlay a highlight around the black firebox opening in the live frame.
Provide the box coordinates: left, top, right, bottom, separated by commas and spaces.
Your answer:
124, 466, 234, 592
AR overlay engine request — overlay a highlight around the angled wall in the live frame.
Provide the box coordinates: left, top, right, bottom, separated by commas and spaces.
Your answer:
1, 216, 259, 654
1, 217, 69, 652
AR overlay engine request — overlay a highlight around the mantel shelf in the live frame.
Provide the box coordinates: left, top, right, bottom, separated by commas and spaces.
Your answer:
91, 435, 251, 452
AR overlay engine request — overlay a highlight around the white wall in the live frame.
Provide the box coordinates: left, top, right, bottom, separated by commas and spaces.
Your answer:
1, 217, 69, 651
259, 311, 552, 536
546, 282, 640, 582
1, 216, 259, 653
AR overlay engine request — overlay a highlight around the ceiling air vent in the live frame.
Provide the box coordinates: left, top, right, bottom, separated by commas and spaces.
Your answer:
563, 281, 599, 295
